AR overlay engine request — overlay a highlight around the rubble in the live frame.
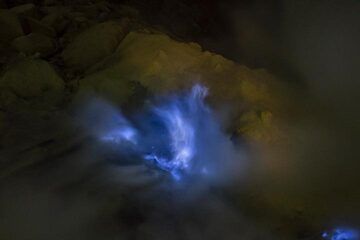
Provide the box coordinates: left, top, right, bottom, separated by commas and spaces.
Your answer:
61, 20, 129, 70
11, 32, 56, 57
0, 57, 64, 110
0, 9, 23, 45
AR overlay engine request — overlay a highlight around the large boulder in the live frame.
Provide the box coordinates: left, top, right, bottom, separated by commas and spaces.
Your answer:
24, 17, 56, 37
0, 58, 64, 110
62, 20, 129, 71
0, 9, 24, 45
114, 32, 274, 102
11, 33, 56, 57
77, 67, 136, 105
10, 3, 38, 18
81, 31, 278, 107
77, 31, 284, 143
40, 6, 72, 35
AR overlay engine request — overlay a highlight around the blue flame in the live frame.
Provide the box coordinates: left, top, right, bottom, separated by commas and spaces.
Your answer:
85, 84, 235, 181
143, 84, 208, 177
322, 228, 359, 240
101, 125, 137, 145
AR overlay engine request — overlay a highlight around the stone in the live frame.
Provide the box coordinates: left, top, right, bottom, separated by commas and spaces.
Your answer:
62, 20, 129, 70
77, 31, 287, 145
25, 17, 56, 37
41, 11, 70, 35
10, 3, 38, 18
75, 30, 286, 145
77, 68, 136, 105
11, 33, 56, 56
74, 5, 99, 19
0, 58, 64, 110
236, 110, 278, 143
92, 31, 277, 108
0, 9, 24, 45
114, 5, 139, 19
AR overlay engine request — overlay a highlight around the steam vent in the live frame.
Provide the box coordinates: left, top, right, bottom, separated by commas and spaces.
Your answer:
0, 0, 359, 239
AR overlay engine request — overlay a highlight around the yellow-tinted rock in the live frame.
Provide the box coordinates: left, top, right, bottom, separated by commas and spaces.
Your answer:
78, 67, 135, 104
237, 110, 282, 143
62, 21, 129, 70
78, 31, 284, 144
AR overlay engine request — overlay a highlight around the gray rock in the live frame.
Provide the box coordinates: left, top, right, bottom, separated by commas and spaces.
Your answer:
0, 58, 64, 110
25, 17, 56, 37
0, 9, 24, 45
10, 3, 38, 18
41, 9, 70, 35
11, 33, 56, 57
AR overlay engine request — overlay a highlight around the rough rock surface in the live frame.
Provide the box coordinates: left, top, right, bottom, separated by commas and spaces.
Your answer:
0, 58, 64, 110
78, 31, 282, 142
0, 9, 23, 45
11, 33, 56, 56
25, 17, 56, 37
10, 3, 38, 18
0, 1, 310, 239
62, 20, 129, 71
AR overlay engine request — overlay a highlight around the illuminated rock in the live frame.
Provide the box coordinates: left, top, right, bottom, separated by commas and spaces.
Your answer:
237, 110, 280, 143
78, 31, 283, 142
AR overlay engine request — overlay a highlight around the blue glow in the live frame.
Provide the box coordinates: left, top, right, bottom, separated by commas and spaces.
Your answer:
101, 127, 137, 144
84, 84, 238, 181
322, 228, 359, 240
146, 84, 208, 175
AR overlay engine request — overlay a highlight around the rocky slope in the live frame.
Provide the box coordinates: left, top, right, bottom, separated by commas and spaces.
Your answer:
0, 1, 328, 240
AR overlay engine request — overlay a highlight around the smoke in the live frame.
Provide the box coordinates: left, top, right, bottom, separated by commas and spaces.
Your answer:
80, 84, 244, 185
0, 84, 272, 240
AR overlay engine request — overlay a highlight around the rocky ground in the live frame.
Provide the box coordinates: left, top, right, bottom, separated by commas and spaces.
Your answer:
0, 1, 359, 240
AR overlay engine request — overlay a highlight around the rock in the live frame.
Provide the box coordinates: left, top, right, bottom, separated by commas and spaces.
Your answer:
74, 5, 99, 19
41, 10, 70, 35
11, 33, 56, 56
77, 31, 284, 144
0, 58, 64, 110
78, 68, 136, 104
10, 4, 38, 18
0, 9, 24, 45
113, 5, 139, 19
40, 6, 75, 35
24, 17, 56, 37
62, 20, 129, 70
236, 110, 283, 143
94, 31, 276, 107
